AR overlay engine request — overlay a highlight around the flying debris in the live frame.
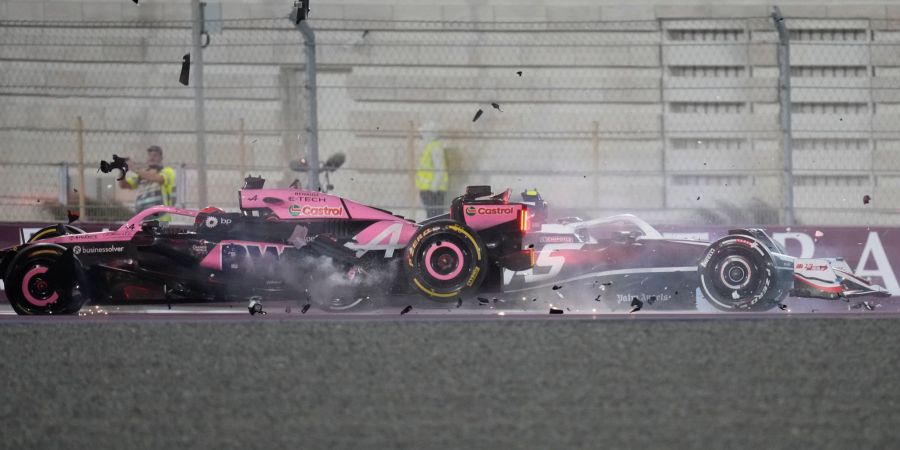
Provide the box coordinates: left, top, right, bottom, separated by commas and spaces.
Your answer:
516, 71, 523, 77
478, 297, 490, 305
472, 109, 483, 122
179, 53, 190, 86
400, 305, 413, 315
491, 102, 503, 112
552, 285, 563, 290
456, 297, 463, 308
778, 303, 788, 311
248, 298, 266, 315
863, 195, 872, 205
549, 307, 564, 314
67, 210, 80, 224
301, 304, 311, 314
594, 294, 602, 302
289, 179, 300, 189
132, 0, 139, 4
647, 296, 657, 306
851, 301, 878, 311
287, 225, 309, 249
697, 196, 701, 201
814, 230, 825, 238
629, 297, 643, 313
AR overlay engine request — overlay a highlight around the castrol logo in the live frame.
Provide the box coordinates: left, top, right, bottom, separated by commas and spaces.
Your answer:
289, 204, 343, 217
465, 206, 515, 216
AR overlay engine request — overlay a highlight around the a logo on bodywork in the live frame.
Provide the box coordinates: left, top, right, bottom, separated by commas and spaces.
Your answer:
73, 245, 124, 255
289, 204, 343, 217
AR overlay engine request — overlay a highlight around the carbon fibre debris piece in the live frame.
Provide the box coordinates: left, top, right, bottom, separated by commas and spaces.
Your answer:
594, 294, 602, 302
301, 304, 310, 314
630, 297, 643, 313
552, 285, 563, 290
516, 71, 523, 76
400, 305, 413, 315
472, 109, 483, 122
864, 194, 872, 205
491, 102, 502, 112
478, 297, 490, 305
179, 53, 190, 86
549, 307, 563, 314
456, 297, 463, 308
67, 210, 80, 224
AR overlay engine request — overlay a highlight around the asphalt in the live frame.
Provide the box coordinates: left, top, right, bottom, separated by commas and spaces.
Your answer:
2, 315, 900, 449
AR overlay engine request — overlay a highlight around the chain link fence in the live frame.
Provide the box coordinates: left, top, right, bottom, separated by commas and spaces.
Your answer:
1, 13, 899, 225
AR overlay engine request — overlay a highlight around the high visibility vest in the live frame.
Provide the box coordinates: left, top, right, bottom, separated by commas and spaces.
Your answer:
415, 140, 448, 191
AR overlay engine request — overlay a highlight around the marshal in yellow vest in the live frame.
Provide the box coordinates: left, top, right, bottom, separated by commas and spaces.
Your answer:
415, 140, 449, 191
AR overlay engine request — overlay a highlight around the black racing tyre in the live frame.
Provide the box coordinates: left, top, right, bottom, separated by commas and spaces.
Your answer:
698, 235, 788, 312
4, 246, 89, 315
405, 220, 489, 300
27, 225, 86, 243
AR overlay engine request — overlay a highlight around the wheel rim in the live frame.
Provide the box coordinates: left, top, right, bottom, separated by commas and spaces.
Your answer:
719, 255, 753, 290
21, 265, 59, 307
424, 241, 465, 281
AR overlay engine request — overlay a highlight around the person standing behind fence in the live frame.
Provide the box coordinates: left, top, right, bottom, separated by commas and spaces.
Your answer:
118, 145, 177, 221
415, 121, 448, 218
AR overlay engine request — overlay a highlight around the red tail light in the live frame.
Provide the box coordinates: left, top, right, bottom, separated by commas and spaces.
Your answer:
518, 206, 530, 233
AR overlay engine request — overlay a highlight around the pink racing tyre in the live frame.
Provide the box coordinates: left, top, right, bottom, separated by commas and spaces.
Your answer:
4, 246, 88, 315
698, 235, 789, 312
405, 220, 488, 301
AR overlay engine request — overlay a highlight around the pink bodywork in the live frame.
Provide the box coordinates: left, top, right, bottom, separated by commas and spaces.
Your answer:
238, 188, 406, 222
462, 203, 523, 231
42, 206, 199, 245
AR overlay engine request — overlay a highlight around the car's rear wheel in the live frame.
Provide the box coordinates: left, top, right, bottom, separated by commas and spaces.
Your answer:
698, 235, 787, 312
5, 246, 89, 315
405, 220, 488, 300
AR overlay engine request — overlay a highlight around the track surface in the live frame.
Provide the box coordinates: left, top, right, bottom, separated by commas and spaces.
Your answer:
2, 294, 899, 449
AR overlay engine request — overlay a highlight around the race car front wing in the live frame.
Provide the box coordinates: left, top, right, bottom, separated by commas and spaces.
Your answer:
791, 258, 892, 300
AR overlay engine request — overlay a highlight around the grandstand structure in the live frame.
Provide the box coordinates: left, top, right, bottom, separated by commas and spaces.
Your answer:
1, 1, 900, 225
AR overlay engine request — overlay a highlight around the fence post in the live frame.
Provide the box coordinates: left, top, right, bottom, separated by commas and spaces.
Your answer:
296, 19, 320, 191
772, 6, 794, 225
76, 116, 86, 220
239, 118, 246, 178
592, 121, 600, 210
192, 0, 208, 208
58, 163, 69, 206
407, 120, 417, 214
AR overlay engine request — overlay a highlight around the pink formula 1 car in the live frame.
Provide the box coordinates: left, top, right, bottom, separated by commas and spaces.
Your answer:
0, 179, 889, 315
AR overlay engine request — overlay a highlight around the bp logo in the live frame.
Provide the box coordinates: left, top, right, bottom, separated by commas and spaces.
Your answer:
465, 206, 477, 216
205, 216, 219, 228
289, 204, 302, 216
73, 245, 82, 255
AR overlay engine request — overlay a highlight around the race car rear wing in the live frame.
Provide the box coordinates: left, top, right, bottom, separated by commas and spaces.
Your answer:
792, 258, 892, 300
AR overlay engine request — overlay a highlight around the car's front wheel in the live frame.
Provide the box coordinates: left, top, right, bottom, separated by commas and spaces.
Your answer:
698, 235, 788, 312
4, 245, 90, 315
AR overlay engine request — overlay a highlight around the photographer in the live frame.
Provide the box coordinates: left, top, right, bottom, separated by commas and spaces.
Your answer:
118, 145, 177, 220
